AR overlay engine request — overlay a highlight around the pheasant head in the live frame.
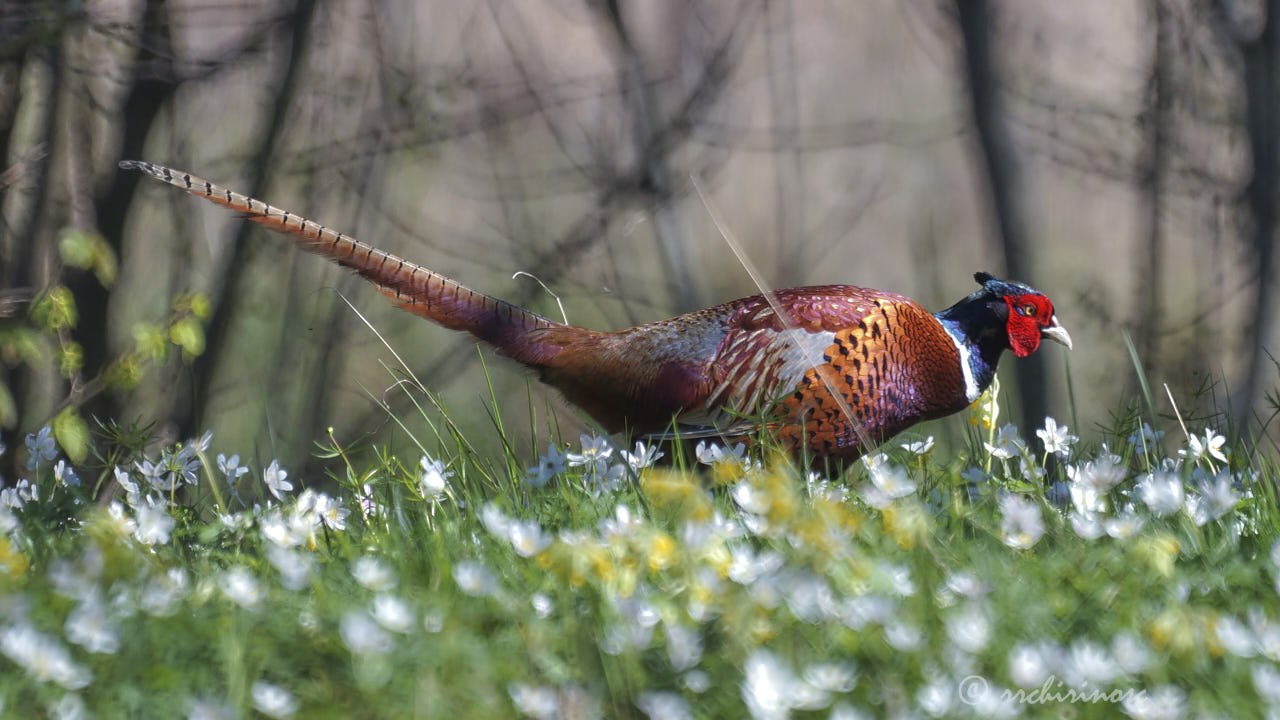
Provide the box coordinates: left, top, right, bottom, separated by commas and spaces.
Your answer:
932, 272, 1071, 402
971, 271, 1072, 357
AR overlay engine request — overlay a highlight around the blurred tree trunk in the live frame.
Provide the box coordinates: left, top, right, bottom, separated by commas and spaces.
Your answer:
1236, 0, 1279, 430
1135, 0, 1169, 371
8, 45, 63, 447
181, 0, 317, 439
82, 0, 179, 425
953, 0, 1048, 434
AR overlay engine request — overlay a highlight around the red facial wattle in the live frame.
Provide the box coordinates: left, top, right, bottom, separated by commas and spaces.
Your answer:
1004, 294, 1054, 358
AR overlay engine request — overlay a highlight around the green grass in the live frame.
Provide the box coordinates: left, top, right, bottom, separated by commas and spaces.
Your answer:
0, 371, 1278, 719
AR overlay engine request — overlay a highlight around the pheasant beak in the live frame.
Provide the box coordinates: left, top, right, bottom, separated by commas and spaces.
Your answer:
1041, 316, 1073, 350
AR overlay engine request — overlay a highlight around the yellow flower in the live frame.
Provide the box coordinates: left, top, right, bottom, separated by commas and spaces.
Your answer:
1133, 534, 1181, 578
968, 376, 1001, 429
640, 469, 712, 522
646, 531, 678, 572
882, 500, 928, 550
0, 538, 27, 578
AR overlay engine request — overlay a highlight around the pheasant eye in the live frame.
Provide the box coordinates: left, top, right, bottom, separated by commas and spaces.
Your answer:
1021, 304, 1036, 316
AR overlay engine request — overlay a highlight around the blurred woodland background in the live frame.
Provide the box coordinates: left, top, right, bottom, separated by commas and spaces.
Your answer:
2, 0, 1279, 478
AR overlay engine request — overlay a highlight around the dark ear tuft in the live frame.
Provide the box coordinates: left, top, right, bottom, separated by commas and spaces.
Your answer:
974, 271, 996, 286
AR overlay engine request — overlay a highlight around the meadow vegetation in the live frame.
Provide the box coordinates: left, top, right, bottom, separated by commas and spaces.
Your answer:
0, 368, 1278, 719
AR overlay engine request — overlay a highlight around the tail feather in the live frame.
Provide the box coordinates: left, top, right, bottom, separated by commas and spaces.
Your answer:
120, 160, 574, 365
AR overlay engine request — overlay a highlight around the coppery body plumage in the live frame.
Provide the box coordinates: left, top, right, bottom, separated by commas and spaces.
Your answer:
121, 160, 1071, 460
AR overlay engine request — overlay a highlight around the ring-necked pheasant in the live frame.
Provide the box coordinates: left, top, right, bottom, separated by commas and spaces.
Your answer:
120, 160, 1071, 460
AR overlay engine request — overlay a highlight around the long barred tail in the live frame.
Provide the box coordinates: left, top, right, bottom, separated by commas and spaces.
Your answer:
120, 160, 575, 365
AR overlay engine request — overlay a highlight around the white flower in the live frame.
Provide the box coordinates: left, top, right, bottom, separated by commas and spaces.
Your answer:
53, 460, 80, 487
1121, 684, 1186, 720
113, 466, 139, 498
636, 691, 692, 720
1112, 632, 1152, 673
0, 505, 16, 534
883, 621, 922, 651
265, 544, 312, 591
1184, 473, 1240, 526
140, 568, 187, 617
694, 440, 745, 465
352, 556, 397, 591
340, 611, 393, 655
900, 436, 934, 455
599, 504, 644, 540
480, 503, 512, 538
1252, 662, 1280, 704
742, 649, 827, 719
509, 684, 559, 720
507, 519, 551, 558
1061, 639, 1118, 688
665, 623, 703, 671
733, 481, 772, 516
868, 463, 916, 501
251, 681, 297, 719
1009, 642, 1053, 689
133, 497, 175, 546
1211, 615, 1256, 658
106, 501, 135, 536
946, 603, 992, 653
261, 510, 301, 548
1136, 472, 1184, 516
1199, 473, 1240, 517
216, 453, 248, 483
0, 624, 91, 689
222, 566, 263, 609
65, 595, 120, 654
622, 441, 664, 471
52, 693, 88, 720
1069, 456, 1127, 492
1071, 511, 1105, 540
1036, 417, 1078, 458
418, 455, 453, 499
263, 460, 292, 501
1179, 428, 1227, 464
999, 494, 1044, 549
727, 545, 784, 585
525, 444, 567, 487
531, 593, 553, 618
1104, 513, 1145, 539
984, 424, 1026, 459
453, 561, 496, 597
917, 678, 954, 717
187, 697, 235, 720
1019, 457, 1045, 483
567, 434, 614, 475
802, 662, 857, 693
313, 493, 349, 531
371, 591, 414, 630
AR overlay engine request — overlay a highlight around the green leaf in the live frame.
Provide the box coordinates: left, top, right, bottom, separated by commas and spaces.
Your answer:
52, 406, 90, 464
59, 229, 117, 288
133, 323, 168, 363
58, 229, 98, 268
104, 352, 144, 392
30, 286, 77, 330
0, 326, 53, 367
169, 317, 205, 359
190, 292, 211, 321
57, 341, 83, 378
